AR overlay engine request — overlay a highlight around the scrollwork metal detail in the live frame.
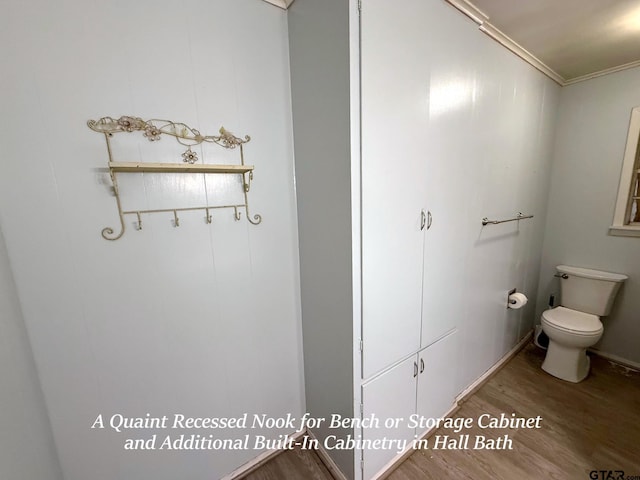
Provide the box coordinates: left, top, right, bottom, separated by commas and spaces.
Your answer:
89, 115, 261, 241
87, 117, 250, 149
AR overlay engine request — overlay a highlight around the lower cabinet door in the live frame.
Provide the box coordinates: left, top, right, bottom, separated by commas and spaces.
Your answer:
416, 330, 458, 434
361, 355, 417, 480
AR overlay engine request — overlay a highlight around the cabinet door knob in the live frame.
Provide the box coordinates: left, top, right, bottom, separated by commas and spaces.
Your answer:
420, 358, 425, 373
427, 210, 433, 230
420, 210, 426, 231
413, 361, 418, 378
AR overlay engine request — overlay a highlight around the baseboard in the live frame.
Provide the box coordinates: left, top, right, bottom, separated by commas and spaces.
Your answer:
369, 331, 532, 479
456, 329, 533, 404
371, 402, 461, 480
589, 348, 640, 371
227, 332, 533, 480
223, 429, 306, 480
306, 429, 348, 480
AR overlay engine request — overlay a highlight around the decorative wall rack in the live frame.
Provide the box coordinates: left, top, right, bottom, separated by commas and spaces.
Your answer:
87, 116, 262, 241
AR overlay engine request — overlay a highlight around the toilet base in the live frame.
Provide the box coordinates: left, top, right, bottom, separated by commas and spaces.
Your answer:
541, 340, 591, 383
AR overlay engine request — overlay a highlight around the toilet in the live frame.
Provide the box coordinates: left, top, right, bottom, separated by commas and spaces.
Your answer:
541, 265, 627, 383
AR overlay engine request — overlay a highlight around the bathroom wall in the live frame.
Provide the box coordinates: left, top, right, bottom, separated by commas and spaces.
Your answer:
288, 0, 355, 478
0, 1, 304, 480
396, 1, 561, 393
536, 66, 640, 366
0, 227, 63, 480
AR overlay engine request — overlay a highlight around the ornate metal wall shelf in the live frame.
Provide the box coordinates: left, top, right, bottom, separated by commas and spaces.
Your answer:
88, 116, 262, 241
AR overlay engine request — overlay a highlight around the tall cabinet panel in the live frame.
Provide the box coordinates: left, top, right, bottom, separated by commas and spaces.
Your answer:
420, 3, 482, 348
421, 132, 468, 347
361, 0, 431, 378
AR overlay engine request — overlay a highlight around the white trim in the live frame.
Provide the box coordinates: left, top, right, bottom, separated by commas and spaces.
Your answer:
478, 23, 565, 85
589, 348, 640, 371
369, 402, 460, 480
608, 225, 640, 237
456, 330, 534, 403
443, 0, 489, 25
261, 0, 295, 10
349, 0, 364, 476
222, 430, 306, 480
610, 106, 640, 234
443, 1, 640, 87
563, 59, 640, 86
368, 330, 532, 480
442, 0, 564, 85
306, 429, 349, 480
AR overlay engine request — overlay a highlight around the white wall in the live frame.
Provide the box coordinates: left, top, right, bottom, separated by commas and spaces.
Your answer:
536, 66, 640, 365
399, 1, 560, 393
0, 1, 304, 479
0, 227, 63, 480
288, 0, 355, 477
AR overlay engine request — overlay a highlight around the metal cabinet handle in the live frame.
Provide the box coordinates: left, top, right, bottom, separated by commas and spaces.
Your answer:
420, 358, 425, 373
420, 210, 426, 231
427, 211, 432, 230
413, 361, 418, 378
554, 273, 569, 279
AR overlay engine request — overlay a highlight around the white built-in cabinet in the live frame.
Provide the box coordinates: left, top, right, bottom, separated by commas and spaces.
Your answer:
361, 332, 458, 479
360, 0, 458, 380
359, 0, 463, 467
291, 1, 463, 479
359, 0, 463, 463
292, 0, 550, 477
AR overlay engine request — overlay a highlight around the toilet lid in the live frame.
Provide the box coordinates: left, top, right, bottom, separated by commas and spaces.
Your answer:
542, 307, 602, 334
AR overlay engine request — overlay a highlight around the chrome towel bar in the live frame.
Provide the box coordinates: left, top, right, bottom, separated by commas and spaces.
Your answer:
482, 212, 534, 226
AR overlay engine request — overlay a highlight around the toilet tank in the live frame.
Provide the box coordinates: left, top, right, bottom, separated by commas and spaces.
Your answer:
557, 265, 628, 316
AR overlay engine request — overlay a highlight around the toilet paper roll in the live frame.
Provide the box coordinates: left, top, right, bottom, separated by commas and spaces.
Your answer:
508, 292, 528, 309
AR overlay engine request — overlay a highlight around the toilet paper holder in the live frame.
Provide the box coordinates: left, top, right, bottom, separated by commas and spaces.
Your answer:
507, 289, 528, 309
507, 288, 517, 308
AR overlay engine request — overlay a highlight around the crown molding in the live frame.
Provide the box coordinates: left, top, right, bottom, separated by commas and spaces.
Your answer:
262, 0, 295, 10
444, 0, 488, 25
563, 59, 640, 86
479, 22, 565, 85
268, 0, 639, 86
444, 0, 565, 86
445, 0, 640, 86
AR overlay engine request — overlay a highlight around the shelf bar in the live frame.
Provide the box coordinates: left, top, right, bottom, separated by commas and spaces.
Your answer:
122, 204, 246, 216
482, 213, 534, 226
109, 162, 254, 174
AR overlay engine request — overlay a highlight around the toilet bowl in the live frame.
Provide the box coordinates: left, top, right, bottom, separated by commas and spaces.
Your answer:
541, 307, 603, 382
540, 265, 627, 383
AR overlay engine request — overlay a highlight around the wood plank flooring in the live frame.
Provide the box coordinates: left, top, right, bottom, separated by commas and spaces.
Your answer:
389, 345, 640, 480
241, 443, 334, 480
242, 344, 640, 480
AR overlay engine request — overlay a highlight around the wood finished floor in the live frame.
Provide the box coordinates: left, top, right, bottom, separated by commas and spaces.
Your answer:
242, 345, 640, 480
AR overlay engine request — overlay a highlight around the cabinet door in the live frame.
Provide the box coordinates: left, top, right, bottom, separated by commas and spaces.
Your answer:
416, 330, 458, 436
360, 0, 431, 378
420, 202, 464, 347
361, 355, 417, 480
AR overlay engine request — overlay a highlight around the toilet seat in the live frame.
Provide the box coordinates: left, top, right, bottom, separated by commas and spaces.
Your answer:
541, 307, 602, 335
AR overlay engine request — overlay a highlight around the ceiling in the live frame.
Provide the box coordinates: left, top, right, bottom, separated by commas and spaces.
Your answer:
456, 0, 640, 84
264, 0, 640, 86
